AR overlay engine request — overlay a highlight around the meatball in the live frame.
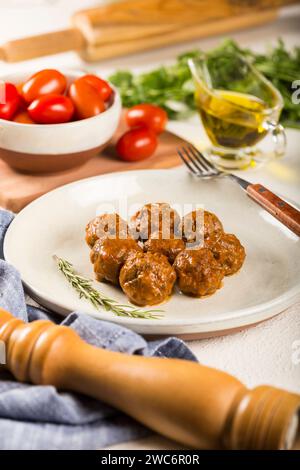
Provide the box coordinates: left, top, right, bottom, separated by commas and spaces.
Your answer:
211, 233, 246, 276
144, 231, 185, 264
120, 252, 176, 306
86, 213, 129, 248
130, 202, 181, 241
174, 248, 224, 297
182, 210, 223, 247
91, 237, 142, 285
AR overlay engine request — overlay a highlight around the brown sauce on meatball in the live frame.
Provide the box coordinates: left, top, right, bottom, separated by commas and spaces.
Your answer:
91, 237, 142, 285
174, 248, 224, 297
130, 202, 181, 241
86, 205, 245, 306
211, 233, 246, 276
120, 252, 176, 306
86, 213, 129, 248
144, 231, 185, 264
183, 210, 223, 247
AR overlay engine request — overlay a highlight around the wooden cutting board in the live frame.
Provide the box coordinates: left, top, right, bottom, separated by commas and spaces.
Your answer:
0, 121, 184, 213
0, 0, 287, 63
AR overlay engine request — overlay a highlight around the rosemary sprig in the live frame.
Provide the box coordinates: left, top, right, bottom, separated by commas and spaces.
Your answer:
53, 255, 163, 320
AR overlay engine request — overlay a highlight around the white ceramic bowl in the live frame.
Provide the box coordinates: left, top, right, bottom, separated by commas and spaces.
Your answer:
0, 70, 121, 173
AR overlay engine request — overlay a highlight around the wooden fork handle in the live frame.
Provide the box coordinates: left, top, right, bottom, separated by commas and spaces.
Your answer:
247, 184, 300, 237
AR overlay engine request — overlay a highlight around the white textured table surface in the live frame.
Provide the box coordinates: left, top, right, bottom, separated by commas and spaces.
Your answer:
1, 1, 300, 450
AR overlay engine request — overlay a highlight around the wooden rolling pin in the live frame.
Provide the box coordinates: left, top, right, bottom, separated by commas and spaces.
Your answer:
0, 0, 298, 63
0, 308, 299, 450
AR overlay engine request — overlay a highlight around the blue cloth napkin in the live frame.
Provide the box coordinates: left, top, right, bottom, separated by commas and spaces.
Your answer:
0, 209, 196, 450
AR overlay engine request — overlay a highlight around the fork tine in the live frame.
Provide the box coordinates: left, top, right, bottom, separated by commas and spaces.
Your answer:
187, 145, 211, 172
181, 146, 205, 173
184, 145, 207, 173
190, 145, 219, 173
177, 147, 198, 174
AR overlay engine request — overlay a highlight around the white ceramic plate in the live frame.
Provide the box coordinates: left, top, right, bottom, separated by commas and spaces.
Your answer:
4, 169, 300, 337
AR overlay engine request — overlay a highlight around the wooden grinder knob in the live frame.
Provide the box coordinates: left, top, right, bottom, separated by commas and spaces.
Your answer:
0, 309, 299, 450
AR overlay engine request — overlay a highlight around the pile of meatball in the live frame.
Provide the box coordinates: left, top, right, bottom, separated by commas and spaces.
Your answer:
85, 202, 246, 307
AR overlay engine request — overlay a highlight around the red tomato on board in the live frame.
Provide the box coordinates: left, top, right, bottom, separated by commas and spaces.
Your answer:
13, 110, 35, 124
126, 104, 167, 134
116, 127, 158, 162
0, 83, 21, 120
68, 78, 105, 120
21, 69, 67, 104
81, 74, 113, 102
28, 94, 74, 124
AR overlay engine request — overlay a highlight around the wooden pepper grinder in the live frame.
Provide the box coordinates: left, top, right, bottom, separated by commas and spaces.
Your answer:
0, 308, 299, 450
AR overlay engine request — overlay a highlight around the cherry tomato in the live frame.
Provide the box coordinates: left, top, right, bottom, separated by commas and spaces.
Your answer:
81, 74, 113, 102
0, 83, 21, 120
21, 69, 67, 104
16, 83, 28, 109
13, 110, 35, 124
116, 127, 158, 162
16, 82, 24, 95
68, 77, 105, 120
126, 104, 168, 134
28, 94, 74, 124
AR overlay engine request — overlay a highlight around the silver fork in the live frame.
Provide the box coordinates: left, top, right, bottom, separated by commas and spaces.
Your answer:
177, 144, 300, 237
